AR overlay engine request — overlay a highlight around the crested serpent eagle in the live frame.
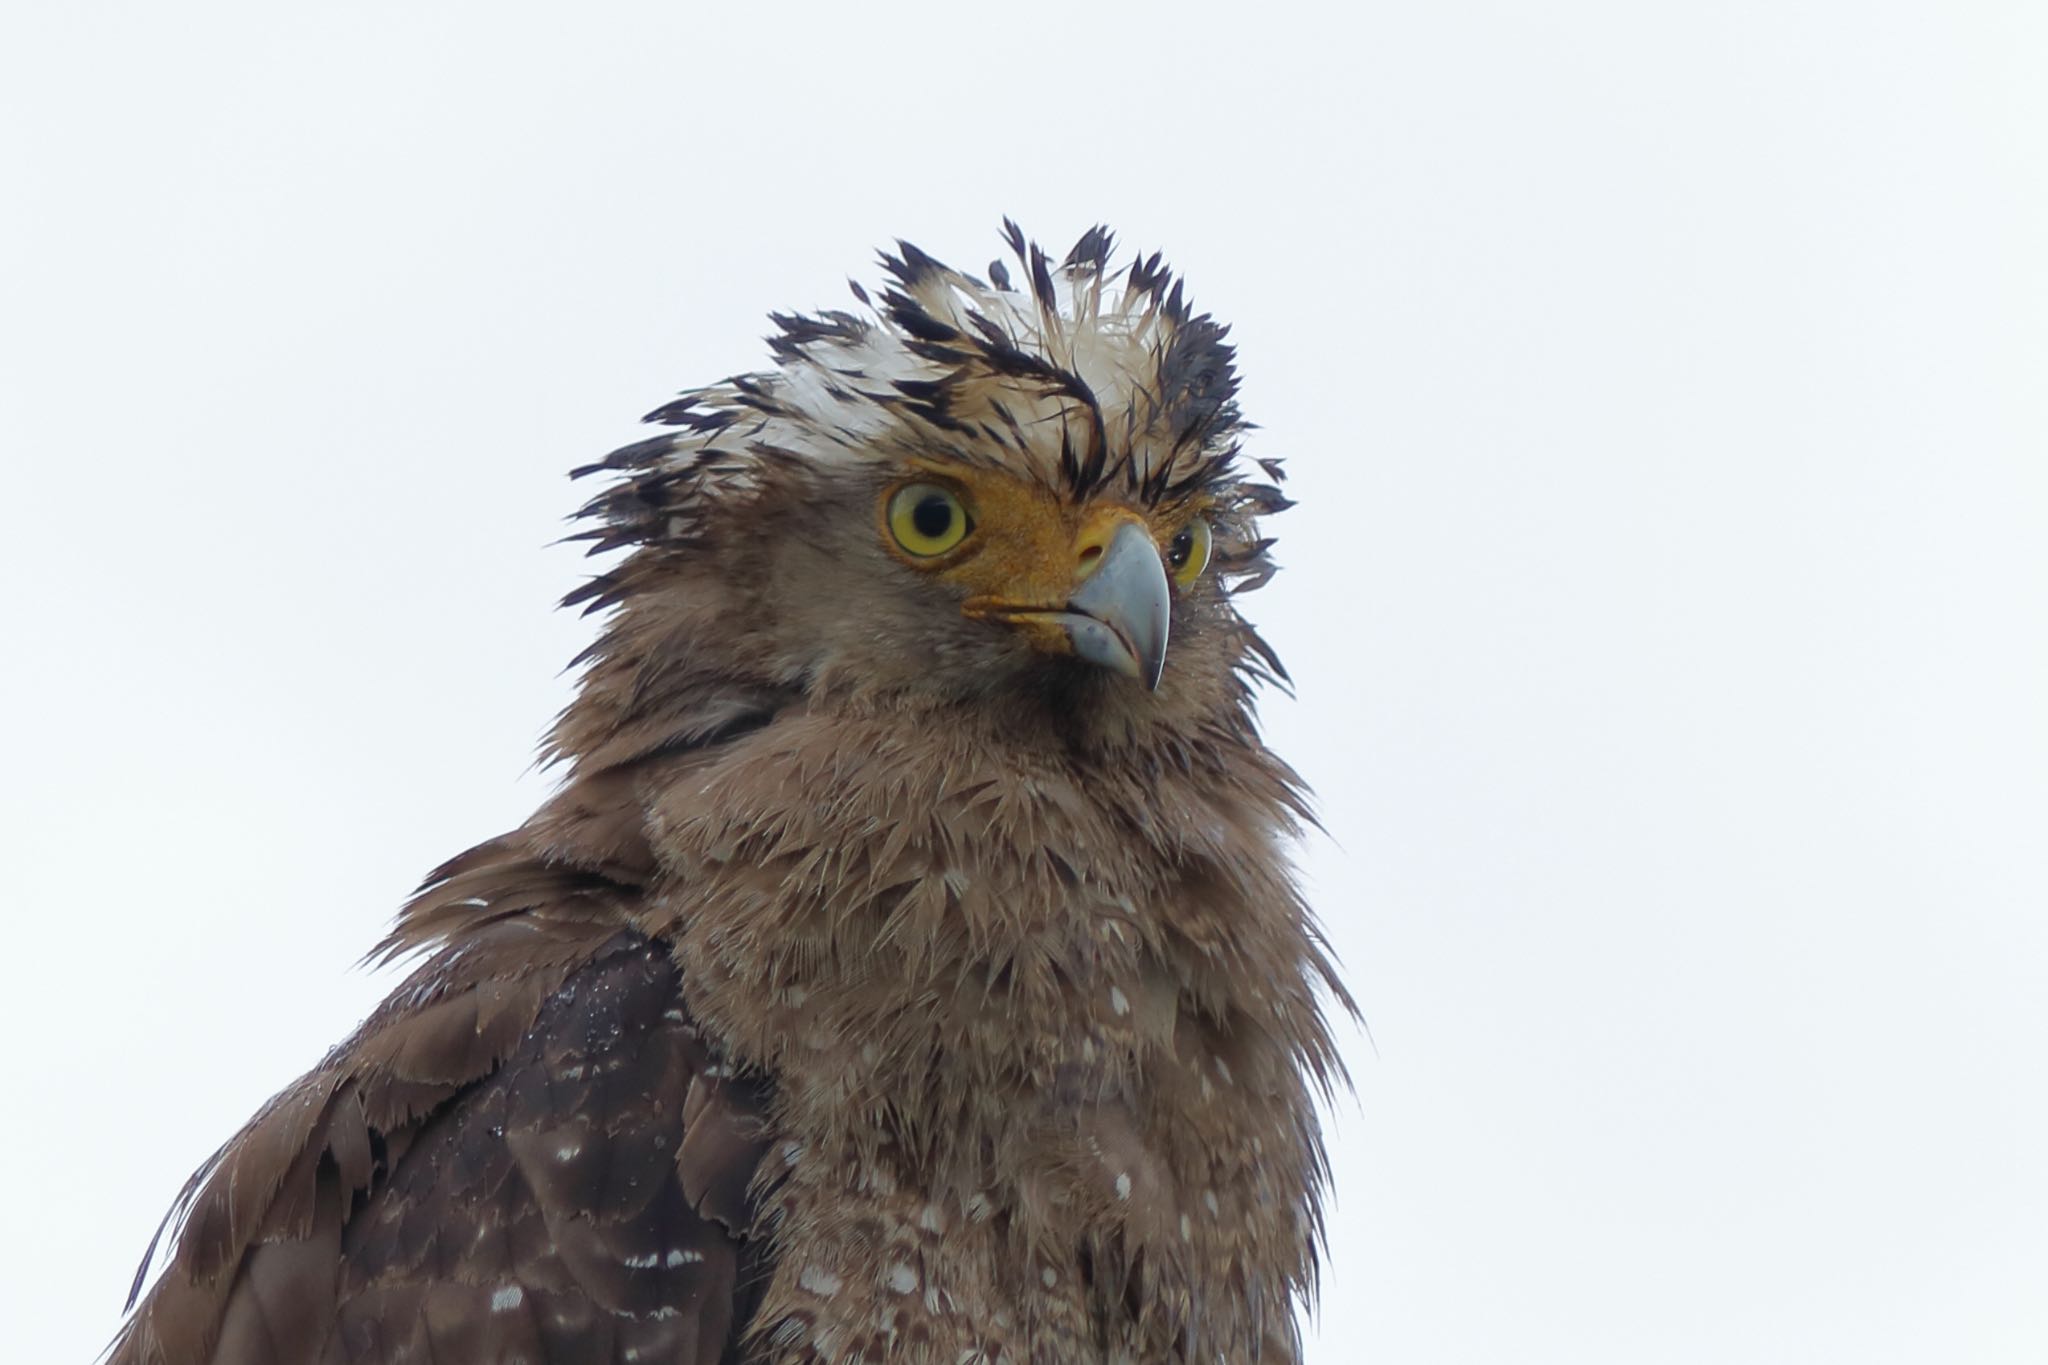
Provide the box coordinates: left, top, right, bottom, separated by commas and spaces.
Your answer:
110, 223, 1350, 1365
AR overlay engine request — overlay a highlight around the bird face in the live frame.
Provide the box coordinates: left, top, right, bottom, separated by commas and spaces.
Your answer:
565, 223, 1290, 747
877, 465, 1212, 690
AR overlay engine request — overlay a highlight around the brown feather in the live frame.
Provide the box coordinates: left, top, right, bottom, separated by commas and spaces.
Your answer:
111, 226, 1346, 1365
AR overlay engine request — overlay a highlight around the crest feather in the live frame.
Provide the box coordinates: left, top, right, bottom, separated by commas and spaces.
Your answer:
570, 224, 1282, 596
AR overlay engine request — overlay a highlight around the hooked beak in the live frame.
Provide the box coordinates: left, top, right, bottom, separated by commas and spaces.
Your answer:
966, 518, 1172, 690
1061, 519, 1172, 688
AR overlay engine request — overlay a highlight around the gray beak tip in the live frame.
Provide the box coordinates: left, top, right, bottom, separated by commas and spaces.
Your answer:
1065, 521, 1171, 689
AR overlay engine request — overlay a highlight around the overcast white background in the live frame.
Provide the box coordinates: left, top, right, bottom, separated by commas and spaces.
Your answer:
5, 3, 2044, 1361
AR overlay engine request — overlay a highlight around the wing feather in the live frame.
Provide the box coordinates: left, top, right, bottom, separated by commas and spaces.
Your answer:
110, 755, 779, 1365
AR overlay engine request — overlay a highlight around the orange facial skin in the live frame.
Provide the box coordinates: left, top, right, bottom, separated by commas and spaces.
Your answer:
876, 463, 1207, 660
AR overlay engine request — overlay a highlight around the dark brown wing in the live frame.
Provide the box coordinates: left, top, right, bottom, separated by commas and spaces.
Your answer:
325, 932, 770, 1365
109, 514, 800, 1364
109, 782, 779, 1365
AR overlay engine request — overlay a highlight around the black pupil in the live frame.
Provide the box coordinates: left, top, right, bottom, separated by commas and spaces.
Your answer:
1169, 528, 1193, 566
911, 495, 954, 540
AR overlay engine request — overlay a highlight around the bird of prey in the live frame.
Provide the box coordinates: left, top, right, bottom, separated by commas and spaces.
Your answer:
110, 223, 1348, 1365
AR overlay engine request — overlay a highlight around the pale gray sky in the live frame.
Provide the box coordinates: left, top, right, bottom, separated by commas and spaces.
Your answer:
5, 3, 2044, 1361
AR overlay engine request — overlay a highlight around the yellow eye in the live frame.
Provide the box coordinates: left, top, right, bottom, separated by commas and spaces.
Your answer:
886, 482, 973, 557
1165, 517, 1212, 586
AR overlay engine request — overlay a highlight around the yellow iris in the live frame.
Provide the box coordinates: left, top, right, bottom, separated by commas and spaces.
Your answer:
1166, 517, 1212, 586
886, 482, 973, 557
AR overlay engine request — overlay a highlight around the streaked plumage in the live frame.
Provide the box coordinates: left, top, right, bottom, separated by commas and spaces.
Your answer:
111, 223, 1348, 1365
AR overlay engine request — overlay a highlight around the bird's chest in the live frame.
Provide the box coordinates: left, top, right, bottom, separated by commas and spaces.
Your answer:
679, 887, 1301, 1364
740, 1015, 1306, 1365
655, 742, 1185, 1102
652, 736, 1316, 1361
737, 1005, 1282, 1365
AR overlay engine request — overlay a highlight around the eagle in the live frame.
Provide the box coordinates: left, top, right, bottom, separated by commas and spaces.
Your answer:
110, 223, 1348, 1365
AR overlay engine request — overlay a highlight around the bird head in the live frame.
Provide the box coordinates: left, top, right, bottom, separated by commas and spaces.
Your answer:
557, 223, 1292, 766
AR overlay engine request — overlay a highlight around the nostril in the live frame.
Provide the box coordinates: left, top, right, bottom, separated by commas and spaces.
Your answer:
1076, 544, 1105, 578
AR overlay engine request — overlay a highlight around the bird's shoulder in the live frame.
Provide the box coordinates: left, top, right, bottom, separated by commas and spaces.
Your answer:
111, 777, 777, 1365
